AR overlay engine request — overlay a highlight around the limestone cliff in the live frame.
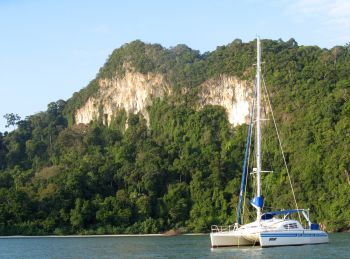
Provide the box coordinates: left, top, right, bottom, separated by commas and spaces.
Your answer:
75, 71, 170, 125
74, 72, 252, 127
199, 75, 252, 126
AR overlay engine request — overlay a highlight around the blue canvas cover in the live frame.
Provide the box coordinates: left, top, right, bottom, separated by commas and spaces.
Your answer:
311, 223, 320, 230
261, 209, 307, 220
250, 196, 264, 209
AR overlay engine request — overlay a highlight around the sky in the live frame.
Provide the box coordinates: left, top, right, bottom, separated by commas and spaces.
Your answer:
0, 0, 349, 132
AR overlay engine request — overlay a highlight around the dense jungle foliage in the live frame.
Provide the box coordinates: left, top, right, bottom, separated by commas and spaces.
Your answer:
0, 39, 349, 235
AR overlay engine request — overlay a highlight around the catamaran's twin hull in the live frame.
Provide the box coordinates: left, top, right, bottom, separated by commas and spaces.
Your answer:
211, 230, 329, 248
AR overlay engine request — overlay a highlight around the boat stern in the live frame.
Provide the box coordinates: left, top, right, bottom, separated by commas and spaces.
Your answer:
210, 225, 255, 248
210, 231, 254, 247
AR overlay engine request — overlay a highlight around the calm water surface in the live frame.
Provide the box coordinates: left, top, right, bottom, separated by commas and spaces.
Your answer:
0, 233, 349, 259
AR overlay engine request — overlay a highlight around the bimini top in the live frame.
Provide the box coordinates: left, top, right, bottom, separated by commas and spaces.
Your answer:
261, 209, 307, 220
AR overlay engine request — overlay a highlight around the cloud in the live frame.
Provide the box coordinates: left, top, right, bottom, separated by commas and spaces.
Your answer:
287, 0, 350, 28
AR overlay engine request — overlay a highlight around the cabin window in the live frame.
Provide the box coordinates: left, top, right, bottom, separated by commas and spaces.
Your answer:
283, 223, 298, 229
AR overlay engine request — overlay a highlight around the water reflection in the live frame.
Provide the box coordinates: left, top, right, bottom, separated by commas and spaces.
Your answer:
0, 233, 345, 259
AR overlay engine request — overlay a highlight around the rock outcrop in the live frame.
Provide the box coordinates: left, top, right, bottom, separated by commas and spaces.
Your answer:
74, 72, 252, 126
75, 71, 169, 125
199, 75, 252, 126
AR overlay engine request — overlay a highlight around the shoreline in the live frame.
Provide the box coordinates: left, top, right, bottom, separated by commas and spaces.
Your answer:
0, 231, 348, 239
0, 233, 208, 239
0, 231, 350, 240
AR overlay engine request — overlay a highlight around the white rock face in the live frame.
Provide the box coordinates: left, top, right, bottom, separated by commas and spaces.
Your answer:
199, 75, 252, 126
74, 72, 252, 126
75, 71, 169, 125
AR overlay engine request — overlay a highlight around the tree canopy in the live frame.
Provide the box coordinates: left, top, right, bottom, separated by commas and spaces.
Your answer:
0, 38, 349, 234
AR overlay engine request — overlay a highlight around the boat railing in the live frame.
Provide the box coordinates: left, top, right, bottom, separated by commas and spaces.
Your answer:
211, 224, 238, 233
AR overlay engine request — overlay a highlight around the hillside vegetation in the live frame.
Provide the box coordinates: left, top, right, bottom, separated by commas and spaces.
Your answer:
0, 39, 349, 234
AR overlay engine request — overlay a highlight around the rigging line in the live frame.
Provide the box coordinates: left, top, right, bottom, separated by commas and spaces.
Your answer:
242, 103, 255, 224
261, 75, 302, 223
242, 80, 256, 224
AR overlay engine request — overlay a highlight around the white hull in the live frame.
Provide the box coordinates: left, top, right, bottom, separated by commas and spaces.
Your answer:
210, 231, 254, 247
211, 229, 328, 248
259, 230, 329, 247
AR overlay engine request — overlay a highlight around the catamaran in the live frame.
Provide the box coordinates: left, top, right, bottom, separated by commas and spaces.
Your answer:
210, 38, 329, 248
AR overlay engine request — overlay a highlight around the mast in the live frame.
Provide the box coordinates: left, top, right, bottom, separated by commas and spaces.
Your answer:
256, 37, 262, 221
238, 38, 264, 225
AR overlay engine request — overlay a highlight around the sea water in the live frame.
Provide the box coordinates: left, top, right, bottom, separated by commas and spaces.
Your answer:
0, 233, 348, 258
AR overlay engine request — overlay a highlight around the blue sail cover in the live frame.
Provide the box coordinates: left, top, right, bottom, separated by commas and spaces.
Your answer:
250, 196, 264, 209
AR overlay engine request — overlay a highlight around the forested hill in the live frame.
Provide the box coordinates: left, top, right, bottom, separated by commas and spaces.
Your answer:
0, 38, 349, 235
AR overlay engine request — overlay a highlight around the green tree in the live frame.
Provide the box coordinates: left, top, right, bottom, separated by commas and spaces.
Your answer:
3, 113, 21, 130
